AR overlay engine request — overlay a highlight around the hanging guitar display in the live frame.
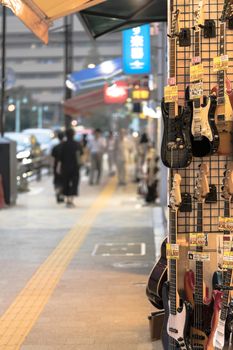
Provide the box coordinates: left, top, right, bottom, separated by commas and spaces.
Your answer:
212, 0, 233, 155
209, 163, 233, 350
190, 0, 219, 157
184, 164, 214, 349
162, 174, 192, 350
161, 8, 192, 169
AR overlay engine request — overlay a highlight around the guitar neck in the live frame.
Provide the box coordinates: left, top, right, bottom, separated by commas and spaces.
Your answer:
195, 202, 204, 305
169, 37, 177, 117
220, 198, 232, 321
169, 209, 178, 315
217, 22, 226, 106
193, 29, 203, 108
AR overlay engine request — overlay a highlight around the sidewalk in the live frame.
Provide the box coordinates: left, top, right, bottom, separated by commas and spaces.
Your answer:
0, 174, 164, 350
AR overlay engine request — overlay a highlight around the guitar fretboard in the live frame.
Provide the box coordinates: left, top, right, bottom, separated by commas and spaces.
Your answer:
169, 37, 176, 118
194, 202, 204, 305
169, 209, 177, 315
217, 22, 226, 105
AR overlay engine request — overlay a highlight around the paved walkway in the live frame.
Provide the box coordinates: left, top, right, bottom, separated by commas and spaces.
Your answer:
0, 174, 163, 350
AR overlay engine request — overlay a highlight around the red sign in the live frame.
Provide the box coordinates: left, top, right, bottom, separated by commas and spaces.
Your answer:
104, 82, 128, 104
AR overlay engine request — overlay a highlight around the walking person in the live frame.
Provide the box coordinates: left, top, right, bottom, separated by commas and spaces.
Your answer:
59, 128, 83, 208
51, 130, 64, 203
88, 129, 105, 185
114, 129, 129, 186
106, 131, 115, 176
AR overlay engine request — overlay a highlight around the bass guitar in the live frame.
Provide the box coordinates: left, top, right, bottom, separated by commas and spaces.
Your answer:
161, 8, 192, 169
146, 237, 167, 310
162, 174, 192, 350
190, 0, 219, 157
210, 163, 233, 350
184, 164, 214, 349
213, 0, 233, 156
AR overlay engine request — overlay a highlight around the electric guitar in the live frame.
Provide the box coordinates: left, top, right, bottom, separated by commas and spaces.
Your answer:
162, 174, 192, 350
210, 163, 233, 350
213, 0, 233, 156
161, 8, 192, 169
146, 237, 167, 310
190, 1, 219, 157
184, 164, 214, 350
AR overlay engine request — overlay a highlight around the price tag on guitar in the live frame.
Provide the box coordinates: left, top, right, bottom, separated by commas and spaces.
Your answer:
164, 85, 178, 103
189, 232, 208, 247
219, 217, 233, 231
189, 82, 203, 99
190, 63, 204, 82
223, 251, 233, 269
213, 55, 229, 72
166, 243, 179, 260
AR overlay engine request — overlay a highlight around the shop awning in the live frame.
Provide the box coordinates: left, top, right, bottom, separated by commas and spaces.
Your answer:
1, 0, 106, 44
79, 0, 167, 39
63, 89, 104, 116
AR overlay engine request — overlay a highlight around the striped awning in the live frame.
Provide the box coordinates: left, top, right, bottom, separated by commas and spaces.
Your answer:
1, 0, 105, 43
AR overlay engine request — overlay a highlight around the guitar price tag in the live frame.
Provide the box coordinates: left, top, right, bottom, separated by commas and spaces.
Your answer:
166, 243, 179, 260
223, 235, 232, 250
213, 55, 229, 72
189, 233, 208, 247
164, 85, 178, 103
219, 217, 233, 231
188, 251, 210, 261
189, 82, 203, 99
190, 63, 204, 82
223, 251, 233, 269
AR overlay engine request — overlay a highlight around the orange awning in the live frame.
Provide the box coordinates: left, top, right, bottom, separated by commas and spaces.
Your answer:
1, 0, 105, 44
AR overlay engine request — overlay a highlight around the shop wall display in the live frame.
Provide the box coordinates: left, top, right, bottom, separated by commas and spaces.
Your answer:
147, 0, 233, 349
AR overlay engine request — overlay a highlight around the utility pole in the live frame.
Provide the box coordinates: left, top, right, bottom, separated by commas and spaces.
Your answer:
64, 15, 73, 130
0, 6, 6, 137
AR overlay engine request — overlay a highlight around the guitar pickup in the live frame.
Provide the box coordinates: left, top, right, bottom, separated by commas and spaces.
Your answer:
169, 327, 178, 334
217, 114, 225, 122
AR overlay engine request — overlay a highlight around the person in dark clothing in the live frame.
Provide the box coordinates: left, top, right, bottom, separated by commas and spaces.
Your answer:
51, 131, 64, 203
59, 128, 83, 208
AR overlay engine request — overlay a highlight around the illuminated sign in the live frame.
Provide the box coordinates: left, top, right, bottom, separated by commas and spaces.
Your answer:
104, 82, 128, 104
123, 24, 151, 75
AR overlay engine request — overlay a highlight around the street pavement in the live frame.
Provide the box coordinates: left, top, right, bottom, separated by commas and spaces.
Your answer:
0, 172, 163, 350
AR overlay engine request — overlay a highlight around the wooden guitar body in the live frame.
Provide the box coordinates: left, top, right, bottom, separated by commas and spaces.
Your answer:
146, 238, 167, 309
161, 99, 192, 169
191, 95, 219, 157
215, 94, 233, 155
162, 282, 192, 350
207, 291, 223, 350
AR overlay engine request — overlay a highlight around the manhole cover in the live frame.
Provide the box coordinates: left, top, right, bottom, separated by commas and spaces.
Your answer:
92, 243, 146, 256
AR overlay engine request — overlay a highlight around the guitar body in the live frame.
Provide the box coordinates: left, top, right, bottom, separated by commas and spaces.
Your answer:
161, 99, 192, 169
207, 290, 223, 350
191, 95, 219, 157
146, 238, 167, 309
162, 282, 192, 350
215, 94, 233, 155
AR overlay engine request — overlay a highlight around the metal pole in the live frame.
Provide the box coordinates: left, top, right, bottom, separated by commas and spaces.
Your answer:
0, 6, 6, 137
15, 99, 21, 132
64, 15, 73, 130
37, 106, 43, 128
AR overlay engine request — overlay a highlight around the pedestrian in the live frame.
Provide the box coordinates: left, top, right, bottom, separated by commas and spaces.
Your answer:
114, 129, 130, 186
81, 134, 90, 176
51, 131, 65, 203
106, 131, 115, 176
88, 128, 105, 185
59, 128, 83, 208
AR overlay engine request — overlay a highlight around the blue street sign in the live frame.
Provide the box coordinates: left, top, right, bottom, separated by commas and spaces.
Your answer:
122, 24, 151, 75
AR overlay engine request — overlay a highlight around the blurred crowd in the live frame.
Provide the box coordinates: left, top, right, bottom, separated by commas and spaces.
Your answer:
51, 128, 159, 208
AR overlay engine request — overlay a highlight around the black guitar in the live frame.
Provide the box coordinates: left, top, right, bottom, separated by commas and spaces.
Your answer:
146, 238, 167, 309
161, 9, 192, 169
162, 174, 192, 350
189, 0, 219, 157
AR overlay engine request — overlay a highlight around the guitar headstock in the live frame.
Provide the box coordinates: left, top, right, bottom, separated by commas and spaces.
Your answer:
222, 163, 233, 200
170, 9, 180, 38
170, 173, 182, 210
194, 164, 210, 202
220, 0, 233, 22
194, 0, 205, 29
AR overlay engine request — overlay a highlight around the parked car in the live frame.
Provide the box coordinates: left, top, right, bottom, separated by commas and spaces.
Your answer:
22, 128, 57, 156
4, 132, 41, 161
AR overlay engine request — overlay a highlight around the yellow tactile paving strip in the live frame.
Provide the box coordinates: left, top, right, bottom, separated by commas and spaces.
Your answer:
0, 178, 116, 350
